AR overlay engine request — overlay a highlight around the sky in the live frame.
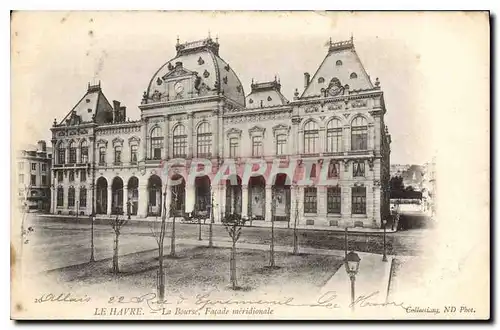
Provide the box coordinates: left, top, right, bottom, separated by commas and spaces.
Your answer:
10, 11, 488, 165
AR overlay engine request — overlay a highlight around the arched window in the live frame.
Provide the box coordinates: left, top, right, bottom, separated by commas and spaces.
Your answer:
114, 145, 122, 164
303, 121, 319, 154
336, 60, 343, 66
80, 140, 88, 163
68, 187, 75, 207
150, 126, 163, 160
350, 72, 358, 79
57, 187, 64, 207
80, 187, 87, 207
57, 142, 65, 165
351, 116, 368, 151
197, 122, 212, 158
98, 146, 106, 165
173, 124, 187, 158
69, 141, 77, 164
326, 119, 342, 153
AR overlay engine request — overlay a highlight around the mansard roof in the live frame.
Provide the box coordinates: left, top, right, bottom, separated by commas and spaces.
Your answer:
245, 78, 289, 109
57, 82, 114, 126
301, 37, 375, 98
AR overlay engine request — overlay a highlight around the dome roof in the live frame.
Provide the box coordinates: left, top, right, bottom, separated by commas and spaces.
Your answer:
144, 38, 245, 107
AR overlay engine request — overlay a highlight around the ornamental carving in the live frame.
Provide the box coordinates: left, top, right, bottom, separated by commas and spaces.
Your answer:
198, 57, 204, 65
327, 103, 343, 111
291, 116, 303, 125
343, 113, 350, 119
343, 159, 349, 172
326, 77, 344, 97
226, 128, 242, 138
272, 124, 290, 137
248, 125, 266, 137
305, 106, 319, 113
224, 112, 290, 124
351, 100, 368, 108
368, 158, 374, 171
96, 139, 108, 147
57, 131, 66, 137
112, 137, 124, 146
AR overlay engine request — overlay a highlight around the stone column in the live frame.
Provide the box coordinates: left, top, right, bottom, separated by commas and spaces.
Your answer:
218, 105, 224, 159
138, 183, 148, 218
164, 117, 169, 160
76, 146, 81, 164
188, 113, 194, 158
317, 185, 327, 224
165, 184, 172, 219
241, 184, 248, 218
341, 185, 351, 226
212, 110, 219, 158
50, 186, 55, 213
368, 123, 375, 151
343, 125, 350, 152
290, 185, 297, 223
319, 127, 326, 156
141, 119, 148, 160
123, 187, 129, 216
87, 184, 93, 215
212, 184, 220, 223
186, 184, 195, 214
107, 186, 112, 215
75, 187, 80, 214
265, 185, 272, 222
297, 186, 304, 225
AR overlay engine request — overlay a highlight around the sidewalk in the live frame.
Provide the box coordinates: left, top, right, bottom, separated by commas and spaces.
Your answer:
35, 213, 398, 234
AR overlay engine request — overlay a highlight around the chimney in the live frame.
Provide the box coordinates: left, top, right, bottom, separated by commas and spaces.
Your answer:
304, 72, 310, 88
37, 140, 46, 152
120, 106, 127, 122
175, 61, 183, 69
112, 100, 120, 122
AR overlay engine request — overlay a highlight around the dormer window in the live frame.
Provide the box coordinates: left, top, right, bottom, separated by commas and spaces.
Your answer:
249, 99, 253, 104
350, 72, 358, 79
336, 60, 343, 66
318, 77, 325, 83
267, 96, 272, 101
86, 99, 90, 103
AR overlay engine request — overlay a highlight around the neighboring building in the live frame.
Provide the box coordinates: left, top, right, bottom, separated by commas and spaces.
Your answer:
421, 159, 436, 218
390, 164, 425, 191
50, 36, 391, 229
16, 141, 52, 212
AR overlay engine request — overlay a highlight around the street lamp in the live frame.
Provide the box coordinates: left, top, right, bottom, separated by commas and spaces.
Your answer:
344, 251, 361, 311
76, 200, 80, 221
382, 219, 388, 262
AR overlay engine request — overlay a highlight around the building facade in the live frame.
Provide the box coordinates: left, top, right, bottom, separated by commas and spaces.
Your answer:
16, 141, 52, 212
50, 37, 391, 228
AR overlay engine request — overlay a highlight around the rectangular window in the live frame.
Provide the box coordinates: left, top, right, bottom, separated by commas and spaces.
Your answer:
352, 186, 366, 214
130, 145, 138, 164
68, 189, 75, 207
114, 146, 122, 164
57, 171, 63, 182
327, 186, 341, 214
327, 162, 340, 178
229, 138, 238, 158
80, 188, 87, 207
353, 160, 365, 177
30, 175, 36, 185
57, 188, 64, 207
197, 133, 212, 158
252, 136, 263, 157
173, 135, 187, 158
41, 175, 47, 185
327, 128, 342, 153
31, 163, 36, 171
58, 149, 65, 164
81, 147, 89, 163
69, 171, 75, 182
80, 170, 86, 182
69, 148, 77, 163
18, 162, 24, 170
18, 174, 24, 184
304, 187, 317, 214
152, 139, 163, 160
351, 127, 368, 151
276, 134, 287, 156
41, 163, 47, 172
99, 147, 106, 165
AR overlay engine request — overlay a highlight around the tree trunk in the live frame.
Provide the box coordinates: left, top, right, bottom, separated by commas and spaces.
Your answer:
270, 215, 275, 267
170, 217, 176, 257
208, 221, 213, 248
158, 240, 165, 300
198, 218, 202, 241
230, 240, 237, 289
293, 202, 299, 255
113, 231, 119, 274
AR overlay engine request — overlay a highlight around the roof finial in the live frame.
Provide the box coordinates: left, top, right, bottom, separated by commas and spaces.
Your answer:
251, 78, 254, 85
176, 35, 180, 45
329, 37, 332, 45
274, 75, 277, 82
350, 33, 354, 42
216, 34, 219, 43
208, 30, 211, 39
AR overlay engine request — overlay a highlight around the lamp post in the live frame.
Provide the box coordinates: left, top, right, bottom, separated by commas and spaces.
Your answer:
90, 211, 95, 262
382, 219, 388, 262
126, 199, 131, 220
76, 200, 80, 221
344, 251, 361, 311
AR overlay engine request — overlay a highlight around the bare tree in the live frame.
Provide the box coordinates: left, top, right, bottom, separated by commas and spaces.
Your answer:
170, 189, 178, 258
268, 196, 278, 268
292, 189, 300, 255
111, 211, 128, 275
149, 182, 169, 300
222, 213, 247, 290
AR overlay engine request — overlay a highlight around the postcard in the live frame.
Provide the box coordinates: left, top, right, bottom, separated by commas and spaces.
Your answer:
10, 11, 490, 320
